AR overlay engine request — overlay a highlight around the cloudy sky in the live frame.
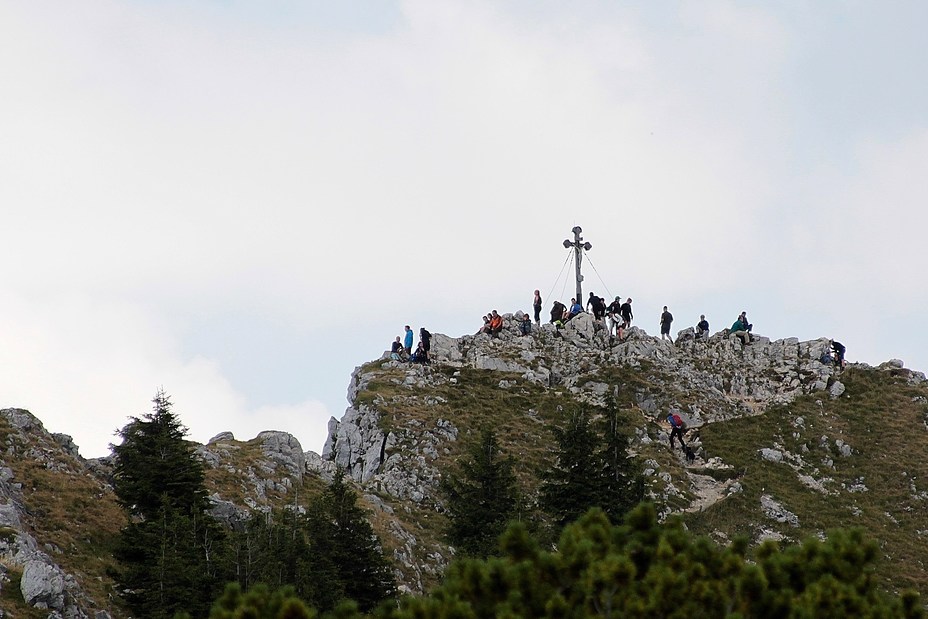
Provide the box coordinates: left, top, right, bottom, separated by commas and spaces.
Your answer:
2, 1, 926, 458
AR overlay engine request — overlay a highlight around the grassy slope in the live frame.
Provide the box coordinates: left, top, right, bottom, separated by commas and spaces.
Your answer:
684, 366, 928, 595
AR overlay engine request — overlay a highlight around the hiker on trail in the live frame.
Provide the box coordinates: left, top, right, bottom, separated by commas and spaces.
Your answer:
831, 340, 846, 369
390, 336, 406, 361
660, 306, 674, 343
566, 298, 583, 321
533, 290, 542, 325
550, 300, 566, 324
488, 310, 503, 337
667, 413, 687, 450
730, 316, 750, 345
620, 298, 634, 328
520, 313, 532, 336
587, 292, 606, 320
606, 296, 622, 336
404, 325, 414, 355
696, 315, 710, 339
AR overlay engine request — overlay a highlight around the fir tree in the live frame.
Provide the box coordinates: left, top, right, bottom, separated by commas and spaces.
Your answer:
596, 397, 645, 519
440, 428, 520, 558
306, 469, 396, 612
539, 408, 603, 528
112, 390, 228, 619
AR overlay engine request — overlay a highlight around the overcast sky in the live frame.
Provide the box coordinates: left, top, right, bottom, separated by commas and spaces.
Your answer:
2, 1, 926, 458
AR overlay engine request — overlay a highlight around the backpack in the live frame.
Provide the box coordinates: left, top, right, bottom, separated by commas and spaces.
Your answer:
672, 414, 685, 429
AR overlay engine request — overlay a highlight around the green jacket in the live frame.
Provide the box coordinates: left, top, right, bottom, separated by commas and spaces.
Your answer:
731, 319, 745, 332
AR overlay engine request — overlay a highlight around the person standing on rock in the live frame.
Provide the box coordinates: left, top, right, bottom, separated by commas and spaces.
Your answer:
695, 315, 710, 339
660, 306, 674, 343
419, 327, 432, 360
404, 325, 414, 355
533, 290, 542, 325
620, 298, 634, 328
550, 300, 566, 324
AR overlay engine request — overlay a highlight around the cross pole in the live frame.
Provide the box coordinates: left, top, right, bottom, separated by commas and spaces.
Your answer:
563, 226, 592, 303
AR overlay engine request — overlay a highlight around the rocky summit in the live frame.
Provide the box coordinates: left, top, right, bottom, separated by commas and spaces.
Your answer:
2, 312, 927, 615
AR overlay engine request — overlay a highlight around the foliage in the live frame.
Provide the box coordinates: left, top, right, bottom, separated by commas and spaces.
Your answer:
440, 428, 520, 558
541, 401, 644, 530
380, 504, 923, 619
206, 583, 316, 619
112, 390, 227, 618
227, 469, 396, 614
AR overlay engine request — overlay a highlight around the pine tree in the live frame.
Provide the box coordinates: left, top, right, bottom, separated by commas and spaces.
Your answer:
540, 403, 644, 530
305, 469, 396, 612
539, 408, 603, 528
440, 428, 520, 558
112, 390, 228, 619
597, 397, 645, 520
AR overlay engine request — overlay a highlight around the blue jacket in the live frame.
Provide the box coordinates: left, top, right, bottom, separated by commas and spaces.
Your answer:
404, 330, 414, 349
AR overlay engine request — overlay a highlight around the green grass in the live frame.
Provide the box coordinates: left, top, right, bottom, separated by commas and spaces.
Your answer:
684, 366, 928, 595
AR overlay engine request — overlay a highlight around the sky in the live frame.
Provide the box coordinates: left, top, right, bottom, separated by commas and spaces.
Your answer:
2, 1, 926, 458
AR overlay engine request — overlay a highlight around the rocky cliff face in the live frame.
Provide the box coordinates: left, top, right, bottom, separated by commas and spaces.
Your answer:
320, 314, 928, 591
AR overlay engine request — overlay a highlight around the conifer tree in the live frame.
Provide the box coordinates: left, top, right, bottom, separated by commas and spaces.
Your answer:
112, 390, 228, 619
440, 428, 520, 558
597, 397, 645, 519
306, 469, 396, 612
539, 408, 602, 528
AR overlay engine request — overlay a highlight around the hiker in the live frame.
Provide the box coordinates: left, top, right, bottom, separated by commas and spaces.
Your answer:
488, 310, 503, 337
667, 413, 687, 450
587, 292, 606, 320
696, 315, 710, 339
730, 316, 750, 345
831, 340, 846, 369
520, 313, 532, 336
404, 325, 414, 355
660, 306, 674, 343
620, 298, 634, 328
533, 290, 542, 325
410, 341, 430, 364
739, 312, 753, 333
606, 296, 622, 336
390, 336, 406, 361
567, 298, 583, 320
550, 300, 566, 324
419, 327, 432, 357
477, 314, 491, 335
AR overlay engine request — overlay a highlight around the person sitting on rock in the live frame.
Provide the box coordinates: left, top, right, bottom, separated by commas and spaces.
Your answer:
410, 340, 430, 364
519, 313, 532, 336
566, 298, 583, 321
477, 314, 491, 335
831, 340, 846, 369
390, 336, 406, 361
739, 311, 753, 332
667, 413, 688, 451
696, 315, 710, 339
730, 316, 751, 345
488, 310, 503, 337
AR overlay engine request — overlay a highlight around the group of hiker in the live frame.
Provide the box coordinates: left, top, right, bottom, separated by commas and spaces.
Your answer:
390, 325, 432, 364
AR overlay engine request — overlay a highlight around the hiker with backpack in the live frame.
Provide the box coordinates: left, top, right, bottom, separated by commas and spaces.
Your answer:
667, 413, 688, 451
550, 301, 566, 324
